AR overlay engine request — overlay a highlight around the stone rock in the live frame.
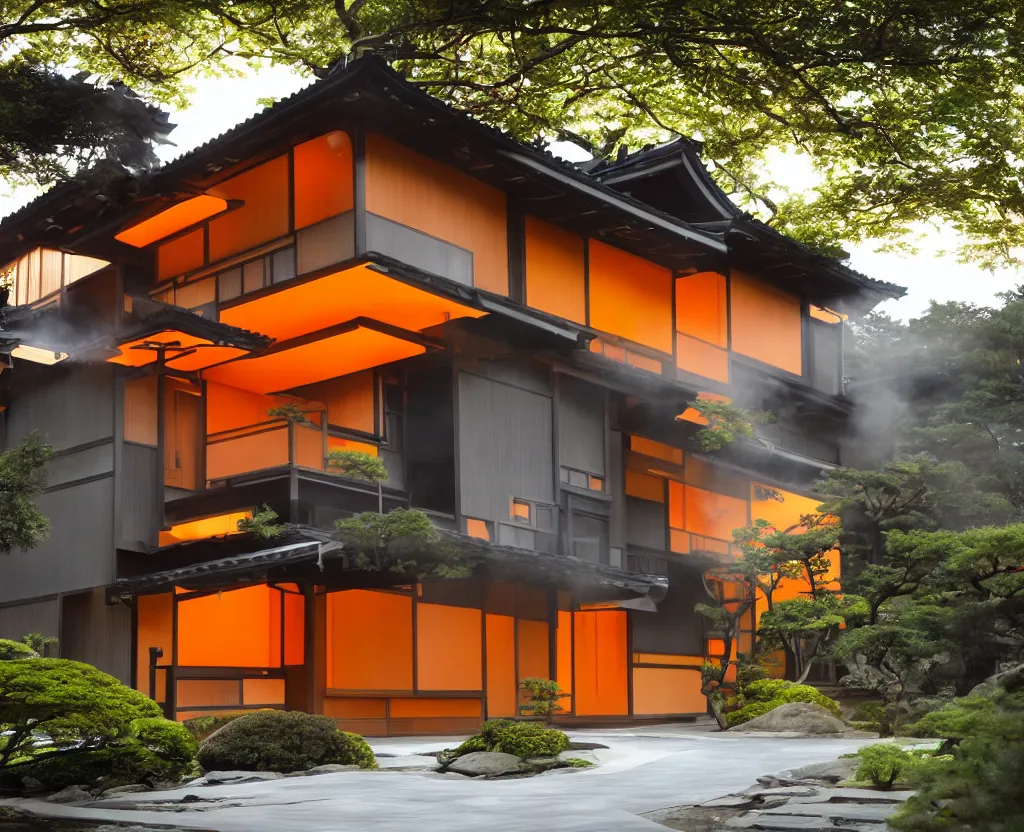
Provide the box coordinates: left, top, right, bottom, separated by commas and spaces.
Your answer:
20, 776, 46, 793
702, 795, 761, 810
969, 664, 1024, 697
447, 751, 524, 777
567, 741, 609, 751
308, 764, 362, 775
780, 758, 857, 784
46, 785, 93, 803
558, 749, 598, 765
196, 770, 283, 785
788, 787, 915, 805
762, 802, 895, 822
731, 703, 846, 735
99, 784, 152, 798
522, 756, 563, 772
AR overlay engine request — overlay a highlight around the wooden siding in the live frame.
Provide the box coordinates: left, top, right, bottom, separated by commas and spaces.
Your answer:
524, 215, 586, 323
364, 133, 508, 295
61, 588, 132, 684
365, 213, 473, 287
457, 372, 554, 523
6, 363, 114, 450
0, 597, 58, 643
631, 562, 706, 655
121, 442, 160, 549
296, 212, 355, 276
557, 375, 605, 476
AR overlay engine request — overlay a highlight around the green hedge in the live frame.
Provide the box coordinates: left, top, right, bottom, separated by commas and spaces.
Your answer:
196, 710, 376, 773
726, 679, 842, 727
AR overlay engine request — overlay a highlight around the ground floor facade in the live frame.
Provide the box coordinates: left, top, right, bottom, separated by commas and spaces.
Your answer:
134, 576, 715, 736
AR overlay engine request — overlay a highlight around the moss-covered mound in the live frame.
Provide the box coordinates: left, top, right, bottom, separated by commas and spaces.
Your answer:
452, 719, 570, 759
727, 679, 842, 727
196, 710, 377, 773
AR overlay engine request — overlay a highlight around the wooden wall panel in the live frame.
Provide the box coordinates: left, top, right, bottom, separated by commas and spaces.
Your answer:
158, 229, 205, 280
416, 603, 482, 691
124, 376, 158, 446
327, 590, 413, 691
485, 613, 517, 717
293, 132, 354, 229
557, 375, 605, 476
0, 598, 58, 645
136, 593, 173, 697
632, 667, 705, 715
730, 271, 803, 375
177, 585, 281, 668
573, 611, 629, 716
516, 619, 549, 680
365, 133, 509, 295
524, 216, 586, 322
588, 239, 673, 353
207, 156, 289, 263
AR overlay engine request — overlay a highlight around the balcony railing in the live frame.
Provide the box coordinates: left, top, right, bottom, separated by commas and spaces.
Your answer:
669, 529, 740, 559
626, 532, 740, 577
206, 418, 328, 484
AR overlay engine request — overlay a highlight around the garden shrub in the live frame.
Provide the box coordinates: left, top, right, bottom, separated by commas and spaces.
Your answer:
183, 712, 256, 742
726, 679, 842, 727
856, 744, 917, 789
453, 719, 570, 759
195, 710, 376, 773
0, 638, 35, 661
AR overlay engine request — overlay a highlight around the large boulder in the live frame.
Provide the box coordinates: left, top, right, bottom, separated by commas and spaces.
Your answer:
730, 702, 846, 734
447, 752, 523, 777
968, 664, 1024, 697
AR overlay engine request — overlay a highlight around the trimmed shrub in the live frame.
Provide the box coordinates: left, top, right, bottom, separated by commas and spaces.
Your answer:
0, 639, 36, 661
196, 710, 377, 773
453, 719, 570, 759
183, 712, 255, 742
856, 744, 917, 789
726, 679, 842, 727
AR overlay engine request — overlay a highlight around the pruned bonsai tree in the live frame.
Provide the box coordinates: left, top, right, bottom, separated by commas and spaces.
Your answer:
688, 399, 774, 452
237, 504, 285, 539
333, 507, 477, 579
696, 569, 755, 729
326, 449, 388, 483
267, 402, 317, 427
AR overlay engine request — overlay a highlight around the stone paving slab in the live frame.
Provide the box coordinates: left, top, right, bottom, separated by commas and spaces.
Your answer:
760, 802, 895, 821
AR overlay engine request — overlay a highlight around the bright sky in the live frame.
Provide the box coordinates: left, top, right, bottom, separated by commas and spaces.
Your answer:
2, 65, 1020, 320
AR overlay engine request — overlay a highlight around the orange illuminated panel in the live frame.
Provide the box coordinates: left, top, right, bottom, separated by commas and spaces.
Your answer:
323, 698, 388, 719
220, 264, 485, 343
206, 382, 288, 434
107, 330, 249, 372
516, 619, 549, 680
632, 667, 705, 715
810, 305, 847, 323
177, 585, 281, 668
588, 239, 673, 354
304, 371, 376, 433
208, 157, 289, 262
731, 271, 803, 375
294, 132, 354, 229
416, 603, 483, 691
556, 610, 573, 713
136, 593, 173, 697
485, 614, 517, 717
588, 475, 604, 491
206, 426, 289, 480
388, 699, 482, 718
116, 195, 228, 248
573, 611, 628, 716
676, 272, 727, 346
204, 325, 425, 395
467, 519, 490, 541
158, 229, 205, 280
668, 480, 685, 529
626, 351, 663, 374
176, 679, 240, 708
327, 590, 413, 691
242, 678, 286, 705
677, 392, 732, 425
630, 435, 683, 465
676, 333, 729, 383
684, 484, 749, 541
124, 376, 158, 446
670, 529, 690, 554
706, 638, 726, 656
524, 215, 586, 323
327, 435, 379, 457
633, 653, 704, 667
625, 470, 665, 503
511, 500, 531, 521
365, 133, 509, 295
158, 511, 251, 546
283, 590, 304, 666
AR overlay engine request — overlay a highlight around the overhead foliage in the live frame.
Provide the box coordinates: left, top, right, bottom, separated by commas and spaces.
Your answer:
6, 1, 1024, 262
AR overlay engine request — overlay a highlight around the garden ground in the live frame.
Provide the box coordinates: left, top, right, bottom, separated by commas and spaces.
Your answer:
4, 723, 881, 832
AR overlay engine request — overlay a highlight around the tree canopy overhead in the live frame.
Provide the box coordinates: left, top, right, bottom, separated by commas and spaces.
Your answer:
3, 0, 1023, 265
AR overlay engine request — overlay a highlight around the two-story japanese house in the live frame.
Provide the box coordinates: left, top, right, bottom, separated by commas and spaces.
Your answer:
0, 57, 903, 735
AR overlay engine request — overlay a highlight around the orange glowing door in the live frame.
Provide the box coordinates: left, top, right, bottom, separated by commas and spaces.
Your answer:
165, 386, 201, 490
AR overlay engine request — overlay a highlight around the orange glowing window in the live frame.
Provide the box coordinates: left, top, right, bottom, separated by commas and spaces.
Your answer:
204, 323, 426, 396
327, 590, 414, 691
208, 157, 289, 263
676, 333, 729, 383
676, 272, 727, 346
158, 511, 251, 546
588, 239, 673, 354
157, 229, 205, 280
511, 499, 531, 522
300, 371, 376, 434
625, 470, 665, 503
486, 614, 517, 717
588, 475, 604, 491
467, 518, 490, 541
116, 195, 229, 248
572, 611, 628, 716
107, 330, 250, 373
416, 603, 483, 690
327, 435, 379, 457
630, 435, 683, 465
294, 132, 354, 230
516, 619, 549, 680
524, 215, 586, 323
136, 593, 173, 697
730, 271, 803, 375
684, 484, 749, 541
632, 667, 706, 715
677, 392, 732, 425
177, 584, 283, 668
809, 304, 846, 323
626, 351, 663, 374
218, 264, 485, 343
365, 133, 509, 296
706, 638, 726, 656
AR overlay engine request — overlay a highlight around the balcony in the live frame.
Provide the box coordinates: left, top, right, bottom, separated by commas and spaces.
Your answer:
165, 415, 409, 527
627, 531, 739, 577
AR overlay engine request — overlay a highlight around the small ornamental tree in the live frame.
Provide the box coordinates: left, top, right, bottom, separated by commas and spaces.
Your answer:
518, 678, 569, 723
695, 569, 755, 728
267, 403, 317, 427
334, 507, 477, 579
688, 400, 773, 452
0, 432, 55, 555
326, 449, 388, 483
237, 504, 285, 539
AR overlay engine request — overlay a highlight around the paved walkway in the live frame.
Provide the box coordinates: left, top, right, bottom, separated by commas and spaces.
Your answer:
8, 727, 877, 832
